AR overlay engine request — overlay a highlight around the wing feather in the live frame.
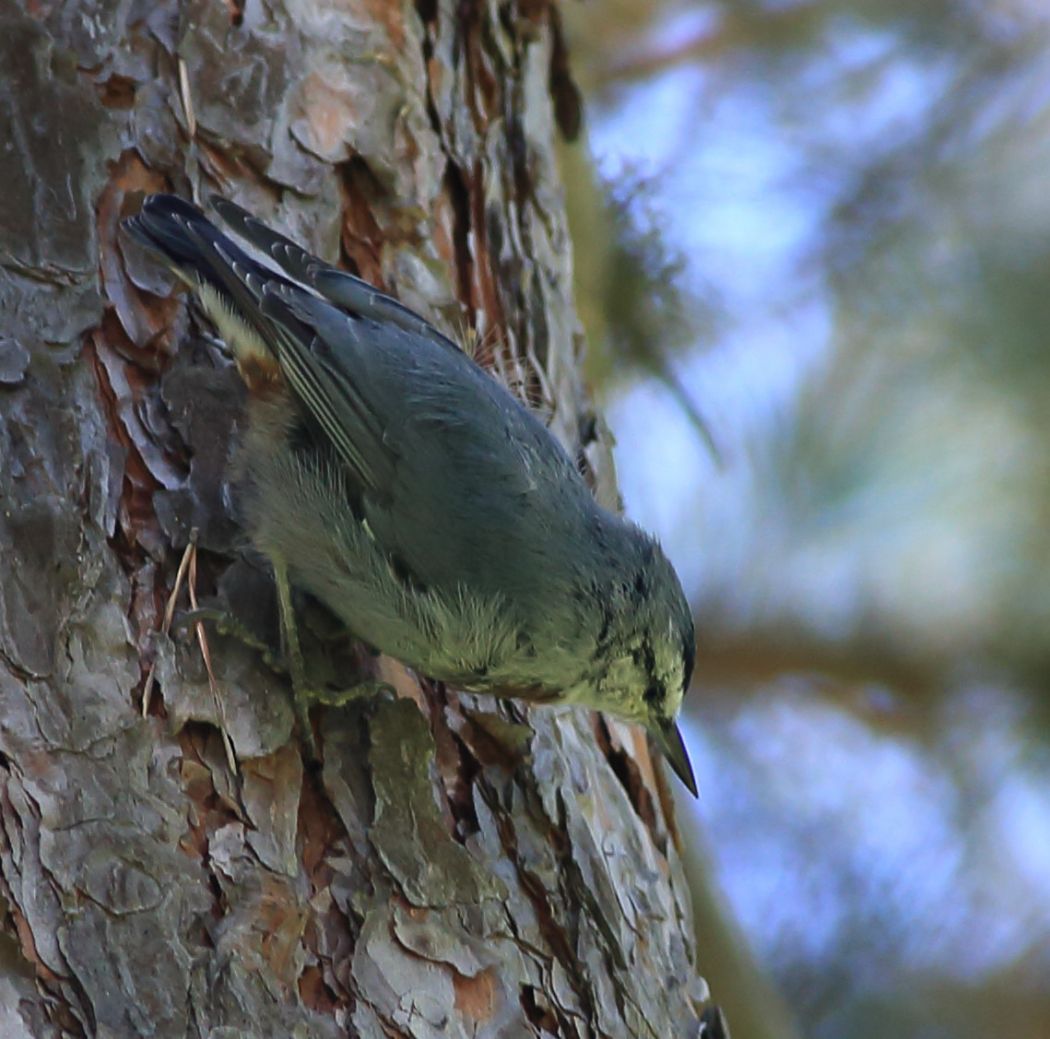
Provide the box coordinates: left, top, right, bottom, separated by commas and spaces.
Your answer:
211, 195, 459, 353
260, 292, 398, 495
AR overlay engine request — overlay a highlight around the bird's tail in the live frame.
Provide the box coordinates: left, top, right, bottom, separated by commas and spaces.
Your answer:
123, 194, 290, 384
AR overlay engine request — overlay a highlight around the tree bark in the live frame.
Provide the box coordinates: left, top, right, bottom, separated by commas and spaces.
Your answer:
0, 1, 708, 1035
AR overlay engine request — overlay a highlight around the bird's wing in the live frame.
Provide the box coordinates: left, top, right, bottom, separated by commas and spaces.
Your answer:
211, 195, 461, 354
125, 195, 591, 595
259, 287, 400, 496
124, 194, 399, 497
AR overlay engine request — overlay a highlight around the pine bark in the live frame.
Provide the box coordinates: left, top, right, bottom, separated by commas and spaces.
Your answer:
0, 1, 707, 1035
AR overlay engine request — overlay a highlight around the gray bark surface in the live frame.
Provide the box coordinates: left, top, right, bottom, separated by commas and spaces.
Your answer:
0, 1, 708, 1035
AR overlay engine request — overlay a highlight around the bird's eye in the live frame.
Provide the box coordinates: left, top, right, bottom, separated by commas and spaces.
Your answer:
644, 683, 662, 706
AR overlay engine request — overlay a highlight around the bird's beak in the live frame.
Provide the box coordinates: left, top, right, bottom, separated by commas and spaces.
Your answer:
653, 720, 698, 797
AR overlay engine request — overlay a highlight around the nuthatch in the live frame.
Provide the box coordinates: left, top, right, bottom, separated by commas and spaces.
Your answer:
124, 194, 697, 795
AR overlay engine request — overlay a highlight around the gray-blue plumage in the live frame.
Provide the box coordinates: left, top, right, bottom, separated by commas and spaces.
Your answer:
123, 194, 697, 794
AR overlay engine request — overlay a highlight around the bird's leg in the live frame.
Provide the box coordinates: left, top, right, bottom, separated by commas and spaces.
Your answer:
272, 553, 319, 759
308, 679, 397, 707
174, 607, 286, 674
177, 563, 393, 755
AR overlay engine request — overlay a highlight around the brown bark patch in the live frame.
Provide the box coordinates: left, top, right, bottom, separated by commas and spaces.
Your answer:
97, 74, 136, 110
339, 158, 387, 282
453, 965, 498, 1021
98, 150, 176, 351
296, 72, 359, 162
358, 0, 406, 51
298, 963, 339, 1014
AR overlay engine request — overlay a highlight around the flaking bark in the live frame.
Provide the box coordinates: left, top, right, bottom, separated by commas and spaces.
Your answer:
0, 1, 709, 1035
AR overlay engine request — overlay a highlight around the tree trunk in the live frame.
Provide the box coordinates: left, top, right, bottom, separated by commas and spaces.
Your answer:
0, 1, 708, 1035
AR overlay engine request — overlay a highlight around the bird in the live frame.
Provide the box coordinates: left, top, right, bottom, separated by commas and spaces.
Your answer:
123, 193, 697, 795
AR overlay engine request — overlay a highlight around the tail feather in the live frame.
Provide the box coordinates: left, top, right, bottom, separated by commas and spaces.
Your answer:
210, 194, 459, 353
124, 194, 276, 301
124, 194, 222, 276
127, 194, 458, 353
209, 195, 321, 288
123, 195, 294, 379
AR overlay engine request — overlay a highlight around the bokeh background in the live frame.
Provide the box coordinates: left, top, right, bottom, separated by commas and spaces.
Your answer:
559, 3, 1050, 1037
